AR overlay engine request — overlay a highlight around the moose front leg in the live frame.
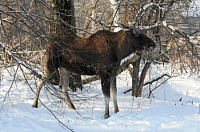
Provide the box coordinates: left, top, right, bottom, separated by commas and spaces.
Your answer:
100, 73, 111, 119
110, 77, 119, 113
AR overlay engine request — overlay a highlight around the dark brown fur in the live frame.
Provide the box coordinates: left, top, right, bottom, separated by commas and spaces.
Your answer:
32, 29, 156, 119
46, 30, 154, 75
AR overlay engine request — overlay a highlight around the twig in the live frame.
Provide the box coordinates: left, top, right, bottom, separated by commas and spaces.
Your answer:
123, 73, 171, 94
0, 64, 20, 111
143, 73, 171, 86
148, 76, 172, 98
0, 42, 43, 79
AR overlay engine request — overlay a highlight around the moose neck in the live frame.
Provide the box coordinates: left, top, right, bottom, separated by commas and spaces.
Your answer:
116, 30, 137, 61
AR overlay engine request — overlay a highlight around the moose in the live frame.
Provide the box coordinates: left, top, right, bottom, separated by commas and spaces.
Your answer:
32, 26, 156, 119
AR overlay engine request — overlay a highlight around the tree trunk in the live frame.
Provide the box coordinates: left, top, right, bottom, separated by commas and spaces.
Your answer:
82, 0, 97, 37
110, 0, 120, 30
0, 68, 1, 85
46, 0, 83, 91
131, 54, 141, 96
136, 62, 151, 97
53, 0, 76, 35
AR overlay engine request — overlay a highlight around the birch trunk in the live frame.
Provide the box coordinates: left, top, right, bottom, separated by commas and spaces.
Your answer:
110, 0, 120, 31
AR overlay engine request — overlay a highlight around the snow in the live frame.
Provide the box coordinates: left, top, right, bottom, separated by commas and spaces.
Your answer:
182, 0, 200, 17
142, 3, 160, 10
0, 42, 5, 48
113, 27, 122, 32
0, 65, 200, 132
120, 53, 136, 65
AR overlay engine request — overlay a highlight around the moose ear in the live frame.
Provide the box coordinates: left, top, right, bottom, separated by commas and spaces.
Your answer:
130, 27, 142, 37
119, 23, 144, 36
119, 23, 130, 29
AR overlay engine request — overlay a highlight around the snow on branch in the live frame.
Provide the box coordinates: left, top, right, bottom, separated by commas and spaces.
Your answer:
138, 20, 199, 47
132, 3, 161, 25
142, 3, 161, 10
161, 21, 200, 47
0, 42, 5, 48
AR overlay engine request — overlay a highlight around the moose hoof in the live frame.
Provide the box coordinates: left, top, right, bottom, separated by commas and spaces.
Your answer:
104, 114, 110, 119
32, 102, 38, 108
114, 108, 119, 113
32, 104, 38, 108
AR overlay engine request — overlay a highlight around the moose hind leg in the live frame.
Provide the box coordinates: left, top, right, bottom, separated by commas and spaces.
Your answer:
101, 74, 111, 119
59, 67, 75, 110
110, 77, 119, 113
32, 78, 45, 108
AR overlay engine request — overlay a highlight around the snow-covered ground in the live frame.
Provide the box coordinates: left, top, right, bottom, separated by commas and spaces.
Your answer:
0, 65, 200, 132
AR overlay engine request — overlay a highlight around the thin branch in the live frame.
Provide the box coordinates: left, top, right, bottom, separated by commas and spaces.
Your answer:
0, 64, 20, 111
0, 42, 43, 79
148, 75, 173, 98
143, 73, 171, 86
124, 73, 171, 94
